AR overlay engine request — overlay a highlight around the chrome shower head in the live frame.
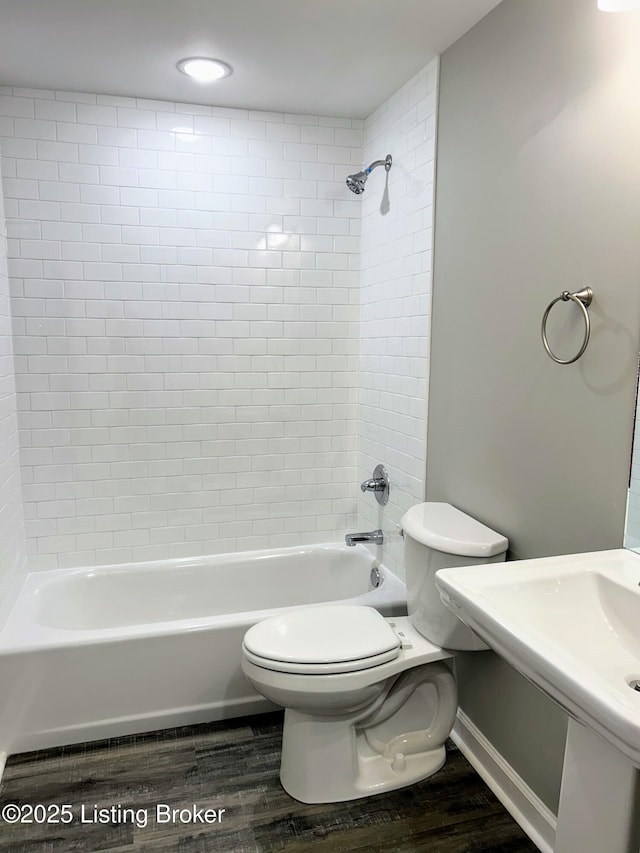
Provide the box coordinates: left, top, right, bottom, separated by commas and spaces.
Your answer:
346, 154, 392, 195
346, 170, 368, 194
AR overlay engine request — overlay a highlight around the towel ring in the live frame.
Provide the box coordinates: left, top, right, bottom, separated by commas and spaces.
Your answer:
541, 287, 593, 365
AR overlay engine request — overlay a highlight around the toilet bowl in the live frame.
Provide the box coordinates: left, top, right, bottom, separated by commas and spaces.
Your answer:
241, 502, 508, 804
242, 605, 456, 803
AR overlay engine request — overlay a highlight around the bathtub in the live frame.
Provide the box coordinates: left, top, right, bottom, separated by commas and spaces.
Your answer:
0, 543, 406, 765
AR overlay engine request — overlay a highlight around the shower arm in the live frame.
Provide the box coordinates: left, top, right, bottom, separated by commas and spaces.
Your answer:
366, 155, 392, 174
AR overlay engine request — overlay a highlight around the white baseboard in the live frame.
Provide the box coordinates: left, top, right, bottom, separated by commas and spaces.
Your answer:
452, 710, 556, 853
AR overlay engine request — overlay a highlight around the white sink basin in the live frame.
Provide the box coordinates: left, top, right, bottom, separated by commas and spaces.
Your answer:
435, 548, 640, 766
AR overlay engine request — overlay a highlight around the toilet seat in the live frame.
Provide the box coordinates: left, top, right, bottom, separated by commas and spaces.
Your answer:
242, 605, 401, 675
242, 616, 452, 706
242, 646, 400, 675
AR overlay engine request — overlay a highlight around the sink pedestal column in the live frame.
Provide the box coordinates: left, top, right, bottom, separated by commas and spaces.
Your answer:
555, 718, 640, 853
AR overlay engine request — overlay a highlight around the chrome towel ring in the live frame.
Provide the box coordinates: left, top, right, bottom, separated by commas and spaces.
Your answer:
541, 287, 593, 365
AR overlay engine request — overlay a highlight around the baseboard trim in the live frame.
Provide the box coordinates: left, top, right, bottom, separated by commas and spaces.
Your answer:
452, 710, 556, 853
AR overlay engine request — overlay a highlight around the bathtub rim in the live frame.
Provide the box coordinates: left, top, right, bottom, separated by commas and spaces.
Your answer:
0, 541, 406, 655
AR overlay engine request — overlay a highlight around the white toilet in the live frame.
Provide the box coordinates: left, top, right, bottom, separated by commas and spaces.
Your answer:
241, 502, 508, 804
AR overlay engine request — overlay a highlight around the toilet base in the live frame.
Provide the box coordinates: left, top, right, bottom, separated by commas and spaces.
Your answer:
280, 661, 456, 804
281, 711, 447, 803
354, 743, 446, 800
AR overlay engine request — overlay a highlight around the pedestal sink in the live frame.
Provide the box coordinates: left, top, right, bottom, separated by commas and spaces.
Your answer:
435, 548, 640, 853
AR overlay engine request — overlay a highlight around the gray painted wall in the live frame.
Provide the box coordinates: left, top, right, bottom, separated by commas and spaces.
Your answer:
428, 0, 640, 812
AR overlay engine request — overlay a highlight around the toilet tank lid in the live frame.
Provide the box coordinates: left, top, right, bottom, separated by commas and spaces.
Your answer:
401, 502, 508, 558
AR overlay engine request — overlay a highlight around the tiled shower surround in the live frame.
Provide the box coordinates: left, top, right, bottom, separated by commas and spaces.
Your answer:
0, 66, 436, 572
0, 90, 362, 568
0, 152, 28, 608
358, 61, 438, 578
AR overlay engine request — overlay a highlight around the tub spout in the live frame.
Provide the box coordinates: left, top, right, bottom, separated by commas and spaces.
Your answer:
345, 530, 384, 547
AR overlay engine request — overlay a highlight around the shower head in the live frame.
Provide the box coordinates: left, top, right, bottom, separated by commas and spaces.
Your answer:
346, 154, 392, 195
346, 170, 368, 195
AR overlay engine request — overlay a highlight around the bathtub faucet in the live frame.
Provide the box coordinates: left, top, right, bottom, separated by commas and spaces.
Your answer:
345, 529, 384, 547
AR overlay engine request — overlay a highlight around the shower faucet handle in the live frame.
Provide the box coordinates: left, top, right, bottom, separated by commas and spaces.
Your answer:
359, 464, 389, 506
360, 478, 386, 493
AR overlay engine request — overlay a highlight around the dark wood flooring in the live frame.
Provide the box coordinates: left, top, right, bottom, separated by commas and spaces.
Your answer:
0, 712, 539, 852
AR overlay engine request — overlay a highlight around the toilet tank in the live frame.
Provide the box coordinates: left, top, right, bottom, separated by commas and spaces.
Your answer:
400, 502, 508, 650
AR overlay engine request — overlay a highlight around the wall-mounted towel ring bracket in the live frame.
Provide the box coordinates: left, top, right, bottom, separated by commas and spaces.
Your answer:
541, 287, 593, 365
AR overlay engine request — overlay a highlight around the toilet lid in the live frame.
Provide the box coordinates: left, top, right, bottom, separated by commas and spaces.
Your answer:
242, 605, 401, 673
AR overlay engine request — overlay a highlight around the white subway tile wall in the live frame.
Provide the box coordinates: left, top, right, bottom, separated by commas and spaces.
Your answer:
0, 145, 28, 615
358, 60, 438, 580
0, 88, 364, 568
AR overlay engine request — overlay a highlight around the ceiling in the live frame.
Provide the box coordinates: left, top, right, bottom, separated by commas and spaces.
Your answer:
0, 0, 502, 119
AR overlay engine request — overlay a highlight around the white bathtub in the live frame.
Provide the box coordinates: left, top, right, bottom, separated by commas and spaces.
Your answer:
0, 543, 406, 763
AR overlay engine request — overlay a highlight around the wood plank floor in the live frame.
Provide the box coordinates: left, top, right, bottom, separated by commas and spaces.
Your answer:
0, 712, 539, 852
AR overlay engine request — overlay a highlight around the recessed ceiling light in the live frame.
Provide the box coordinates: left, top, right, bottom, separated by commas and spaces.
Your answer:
176, 57, 232, 83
